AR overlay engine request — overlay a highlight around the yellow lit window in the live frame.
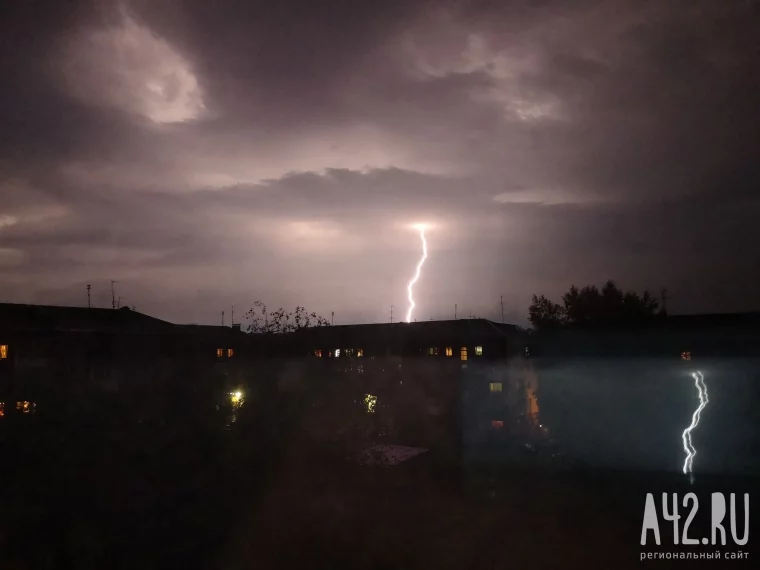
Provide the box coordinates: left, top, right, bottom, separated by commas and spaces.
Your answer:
681, 351, 691, 361
428, 347, 435, 356
227, 348, 234, 358
216, 348, 223, 358
491, 420, 504, 429
16, 401, 33, 414
0, 344, 7, 359
314, 349, 322, 357
475, 346, 483, 356
357, 349, 364, 357
445, 347, 453, 357
489, 382, 502, 393
460, 346, 468, 361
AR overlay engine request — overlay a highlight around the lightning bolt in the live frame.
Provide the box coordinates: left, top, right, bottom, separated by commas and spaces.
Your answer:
405, 224, 428, 322
682, 370, 709, 475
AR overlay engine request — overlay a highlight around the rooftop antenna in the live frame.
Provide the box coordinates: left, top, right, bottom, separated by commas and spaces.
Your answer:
331, 311, 334, 326
117, 296, 121, 309
222, 310, 225, 326
390, 305, 394, 323
501, 295, 505, 323
110, 280, 117, 310
454, 304, 457, 320
231, 305, 234, 327
87, 284, 91, 308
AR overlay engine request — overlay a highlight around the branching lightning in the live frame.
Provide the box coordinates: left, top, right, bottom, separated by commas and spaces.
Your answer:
682, 370, 709, 475
405, 224, 428, 322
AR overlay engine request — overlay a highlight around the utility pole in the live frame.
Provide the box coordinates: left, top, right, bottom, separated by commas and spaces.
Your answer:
390, 305, 394, 323
501, 295, 505, 323
331, 311, 334, 326
87, 284, 91, 308
231, 305, 234, 327
222, 311, 225, 326
110, 280, 117, 310
454, 304, 457, 320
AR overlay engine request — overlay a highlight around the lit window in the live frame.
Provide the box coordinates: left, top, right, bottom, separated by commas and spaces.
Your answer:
0, 402, 4, 417
335, 349, 341, 358
445, 347, 453, 357
491, 420, 504, 429
0, 344, 7, 359
489, 382, 502, 393
475, 346, 483, 356
428, 347, 435, 356
345, 348, 354, 357
227, 348, 234, 358
16, 401, 34, 414
681, 351, 691, 361
314, 349, 322, 357
460, 346, 468, 361
357, 349, 364, 357
216, 348, 223, 358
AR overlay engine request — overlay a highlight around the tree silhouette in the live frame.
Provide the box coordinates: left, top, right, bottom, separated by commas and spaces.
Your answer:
529, 280, 661, 329
528, 294, 565, 329
244, 301, 331, 334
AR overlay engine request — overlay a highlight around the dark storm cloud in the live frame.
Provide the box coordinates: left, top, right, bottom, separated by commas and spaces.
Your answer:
2, 0, 760, 323
129, 0, 429, 126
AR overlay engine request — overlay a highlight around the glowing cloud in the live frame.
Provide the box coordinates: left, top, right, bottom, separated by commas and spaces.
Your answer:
682, 370, 709, 475
405, 223, 428, 322
60, 7, 205, 124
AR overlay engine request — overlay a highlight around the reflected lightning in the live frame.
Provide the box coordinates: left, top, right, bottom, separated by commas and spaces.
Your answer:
405, 224, 428, 322
682, 370, 709, 475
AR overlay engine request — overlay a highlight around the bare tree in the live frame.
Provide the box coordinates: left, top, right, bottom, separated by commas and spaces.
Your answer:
245, 301, 331, 334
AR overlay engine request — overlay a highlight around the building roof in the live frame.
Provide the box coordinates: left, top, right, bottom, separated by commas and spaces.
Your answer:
173, 323, 246, 338
551, 311, 760, 333
291, 318, 522, 346
663, 312, 760, 328
0, 303, 177, 334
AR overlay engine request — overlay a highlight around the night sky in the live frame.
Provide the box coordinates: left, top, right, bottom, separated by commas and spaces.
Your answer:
1, 0, 759, 326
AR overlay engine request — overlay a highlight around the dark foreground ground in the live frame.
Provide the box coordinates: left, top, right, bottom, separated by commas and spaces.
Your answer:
1, 399, 756, 570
